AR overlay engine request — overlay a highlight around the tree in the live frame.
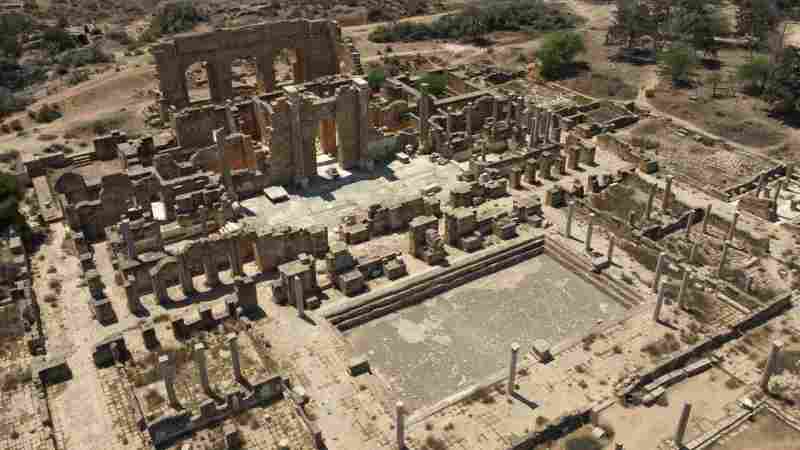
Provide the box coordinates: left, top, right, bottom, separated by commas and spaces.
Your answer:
737, 54, 772, 94
735, 0, 780, 51
535, 31, 586, 80
669, 5, 729, 57
611, 0, 654, 47
764, 47, 800, 114
366, 67, 386, 91
658, 44, 698, 85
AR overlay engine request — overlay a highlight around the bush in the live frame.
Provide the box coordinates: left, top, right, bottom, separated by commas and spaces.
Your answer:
369, 0, 578, 43
0, 13, 33, 59
106, 28, 132, 45
0, 58, 47, 91
32, 103, 62, 123
142, 0, 207, 41
41, 27, 79, 54
66, 69, 90, 86
366, 67, 386, 90
535, 31, 586, 80
418, 72, 447, 96
658, 44, 698, 86
58, 45, 113, 68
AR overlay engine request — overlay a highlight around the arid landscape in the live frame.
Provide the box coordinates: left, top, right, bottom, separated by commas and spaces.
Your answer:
2, 0, 800, 449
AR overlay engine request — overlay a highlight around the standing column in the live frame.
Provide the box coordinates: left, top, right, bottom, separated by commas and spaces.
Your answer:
565, 201, 576, 238
718, 240, 730, 278
702, 204, 712, 234
689, 242, 699, 265
396, 401, 405, 450
653, 252, 667, 293
678, 269, 691, 310
761, 340, 783, 392
727, 210, 739, 242
756, 173, 767, 198
508, 343, 520, 396
653, 280, 667, 322
176, 252, 195, 296
607, 235, 616, 265
293, 275, 305, 318
194, 343, 213, 397
685, 209, 695, 240
663, 176, 673, 212
120, 218, 137, 260
228, 333, 243, 382
674, 402, 693, 446
773, 180, 784, 203
645, 184, 656, 220
585, 213, 595, 253
228, 239, 243, 278
203, 246, 220, 288
158, 354, 181, 408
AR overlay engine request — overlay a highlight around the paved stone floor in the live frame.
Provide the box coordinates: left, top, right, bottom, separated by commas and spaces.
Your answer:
346, 254, 627, 411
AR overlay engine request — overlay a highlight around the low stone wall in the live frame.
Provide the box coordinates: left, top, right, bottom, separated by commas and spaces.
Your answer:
322, 236, 546, 331
620, 293, 792, 402
507, 408, 593, 450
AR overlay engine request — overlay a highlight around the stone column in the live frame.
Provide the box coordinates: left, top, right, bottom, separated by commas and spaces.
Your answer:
718, 240, 730, 278
194, 342, 213, 397
685, 209, 695, 240
203, 248, 220, 287
674, 402, 692, 446
607, 235, 615, 265
120, 218, 137, 260
727, 211, 739, 242
293, 275, 305, 318
702, 204, 712, 234
653, 252, 667, 293
228, 239, 243, 278
508, 342, 520, 396
663, 175, 673, 212
689, 242, 699, 265
256, 52, 275, 93
158, 354, 181, 409
653, 281, 666, 322
565, 201, 575, 238
761, 340, 783, 392
176, 252, 195, 296
585, 213, 595, 253
152, 275, 169, 304
645, 184, 656, 220
319, 118, 337, 155
228, 333, 242, 381
124, 277, 140, 314
396, 401, 405, 450
678, 269, 691, 310
756, 173, 767, 198
773, 180, 783, 202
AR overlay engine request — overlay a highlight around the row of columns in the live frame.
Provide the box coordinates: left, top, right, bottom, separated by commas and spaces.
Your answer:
564, 201, 616, 264
159, 333, 244, 409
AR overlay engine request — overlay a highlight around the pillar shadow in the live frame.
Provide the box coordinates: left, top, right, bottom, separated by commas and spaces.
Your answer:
510, 392, 540, 410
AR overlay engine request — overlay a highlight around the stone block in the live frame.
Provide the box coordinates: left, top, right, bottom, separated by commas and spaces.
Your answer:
349, 356, 371, 376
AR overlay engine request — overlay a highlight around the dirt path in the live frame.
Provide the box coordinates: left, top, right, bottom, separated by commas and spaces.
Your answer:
34, 223, 116, 450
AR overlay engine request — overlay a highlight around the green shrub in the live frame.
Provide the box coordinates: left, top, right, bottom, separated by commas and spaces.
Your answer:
535, 31, 585, 80
41, 28, 79, 54
142, 0, 207, 41
369, 0, 578, 43
57, 46, 113, 68
366, 67, 386, 90
417, 72, 447, 96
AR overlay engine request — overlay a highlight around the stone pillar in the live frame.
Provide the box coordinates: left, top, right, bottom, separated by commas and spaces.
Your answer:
120, 218, 137, 260
674, 402, 692, 446
256, 52, 275, 93
550, 126, 561, 144
645, 184, 656, 220
151, 275, 169, 304
761, 340, 783, 392
607, 235, 615, 265
124, 277, 141, 314
727, 211, 739, 242
567, 147, 579, 171
228, 239, 243, 278
194, 342, 213, 397
565, 201, 575, 238
689, 242, 699, 265
319, 118, 337, 155
293, 275, 305, 318
158, 354, 180, 409
685, 209, 695, 240
653, 252, 667, 293
525, 160, 538, 185
176, 252, 195, 296
203, 248, 220, 287
678, 269, 691, 310
718, 240, 730, 277
702, 204, 712, 234
585, 213, 595, 253
773, 180, 783, 203
508, 342, 520, 396
756, 173, 767, 198
396, 401, 405, 450
207, 59, 233, 103
227, 333, 242, 381
663, 176, 673, 212
653, 280, 666, 322
214, 128, 234, 197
